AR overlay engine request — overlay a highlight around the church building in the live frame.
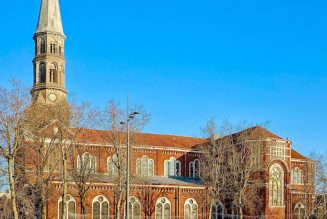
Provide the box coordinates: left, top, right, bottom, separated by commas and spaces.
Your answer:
27, 0, 315, 218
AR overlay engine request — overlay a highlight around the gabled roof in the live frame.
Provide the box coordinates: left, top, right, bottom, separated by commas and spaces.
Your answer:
36, 0, 64, 34
291, 148, 309, 160
232, 126, 283, 140
73, 128, 206, 149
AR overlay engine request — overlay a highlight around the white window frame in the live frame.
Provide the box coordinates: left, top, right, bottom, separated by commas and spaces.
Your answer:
211, 201, 224, 219
78, 152, 96, 173
164, 157, 181, 177
189, 159, 200, 178
108, 154, 118, 175
155, 197, 171, 219
92, 195, 110, 219
129, 196, 142, 219
269, 163, 285, 207
136, 155, 154, 176
294, 203, 305, 219
58, 194, 76, 219
184, 198, 198, 219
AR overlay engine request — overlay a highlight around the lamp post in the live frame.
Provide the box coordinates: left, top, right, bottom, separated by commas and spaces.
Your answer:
121, 110, 139, 219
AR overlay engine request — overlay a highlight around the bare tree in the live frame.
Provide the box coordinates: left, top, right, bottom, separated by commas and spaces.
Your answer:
308, 152, 327, 218
96, 101, 150, 219
200, 120, 267, 219
0, 80, 30, 219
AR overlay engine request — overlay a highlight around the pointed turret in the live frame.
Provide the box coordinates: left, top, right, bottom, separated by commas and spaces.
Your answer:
36, 0, 64, 35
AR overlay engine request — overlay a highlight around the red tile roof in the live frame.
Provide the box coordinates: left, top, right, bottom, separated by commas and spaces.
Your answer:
73, 128, 206, 149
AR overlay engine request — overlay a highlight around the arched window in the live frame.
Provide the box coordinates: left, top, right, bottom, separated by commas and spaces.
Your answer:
231, 204, 238, 219
108, 154, 119, 175
184, 198, 198, 219
92, 195, 109, 219
189, 159, 200, 178
77, 153, 96, 173
58, 195, 76, 219
269, 163, 284, 207
49, 63, 58, 84
40, 40, 46, 53
136, 155, 154, 176
294, 203, 305, 219
164, 157, 181, 177
211, 202, 224, 219
155, 197, 171, 219
39, 62, 46, 83
129, 197, 141, 219
292, 167, 303, 184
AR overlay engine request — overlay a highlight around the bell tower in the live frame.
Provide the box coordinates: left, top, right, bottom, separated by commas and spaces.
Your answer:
31, 0, 68, 106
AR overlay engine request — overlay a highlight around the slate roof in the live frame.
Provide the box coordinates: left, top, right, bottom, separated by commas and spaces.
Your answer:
62, 174, 204, 187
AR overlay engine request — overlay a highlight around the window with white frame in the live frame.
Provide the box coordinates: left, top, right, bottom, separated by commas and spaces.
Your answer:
136, 155, 154, 176
291, 167, 303, 184
128, 197, 141, 219
58, 195, 76, 219
108, 154, 119, 175
155, 197, 171, 219
294, 203, 305, 219
184, 198, 198, 219
211, 201, 224, 219
77, 152, 96, 173
189, 159, 200, 178
269, 163, 284, 207
268, 142, 288, 161
92, 195, 109, 219
164, 157, 181, 177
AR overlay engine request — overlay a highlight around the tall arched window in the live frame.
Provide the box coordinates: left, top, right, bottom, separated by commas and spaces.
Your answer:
40, 40, 46, 53
136, 156, 154, 176
77, 153, 96, 173
269, 163, 284, 207
58, 195, 76, 219
211, 202, 224, 219
294, 203, 305, 219
184, 198, 198, 219
291, 167, 303, 184
92, 195, 109, 219
189, 159, 200, 178
108, 154, 119, 175
155, 197, 171, 219
49, 63, 58, 84
39, 62, 46, 83
128, 197, 141, 219
164, 157, 181, 177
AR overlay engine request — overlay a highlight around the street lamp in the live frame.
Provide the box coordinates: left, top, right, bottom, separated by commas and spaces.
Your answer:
121, 111, 139, 219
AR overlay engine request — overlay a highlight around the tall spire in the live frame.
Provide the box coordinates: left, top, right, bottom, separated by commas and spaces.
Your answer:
36, 0, 64, 35
31, 0, 68, 107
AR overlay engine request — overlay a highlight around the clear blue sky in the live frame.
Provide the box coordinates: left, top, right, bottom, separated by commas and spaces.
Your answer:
0, 0, 326, 156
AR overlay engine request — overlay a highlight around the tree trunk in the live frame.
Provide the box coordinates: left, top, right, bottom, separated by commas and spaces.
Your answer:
239, 194, 243, 219
116, 192, 123, 219
208, 203, 212, 219
61, 147, 68, 219
41, 191, 47, 219
8, 158, 19, 219
81, 195, 87, 219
